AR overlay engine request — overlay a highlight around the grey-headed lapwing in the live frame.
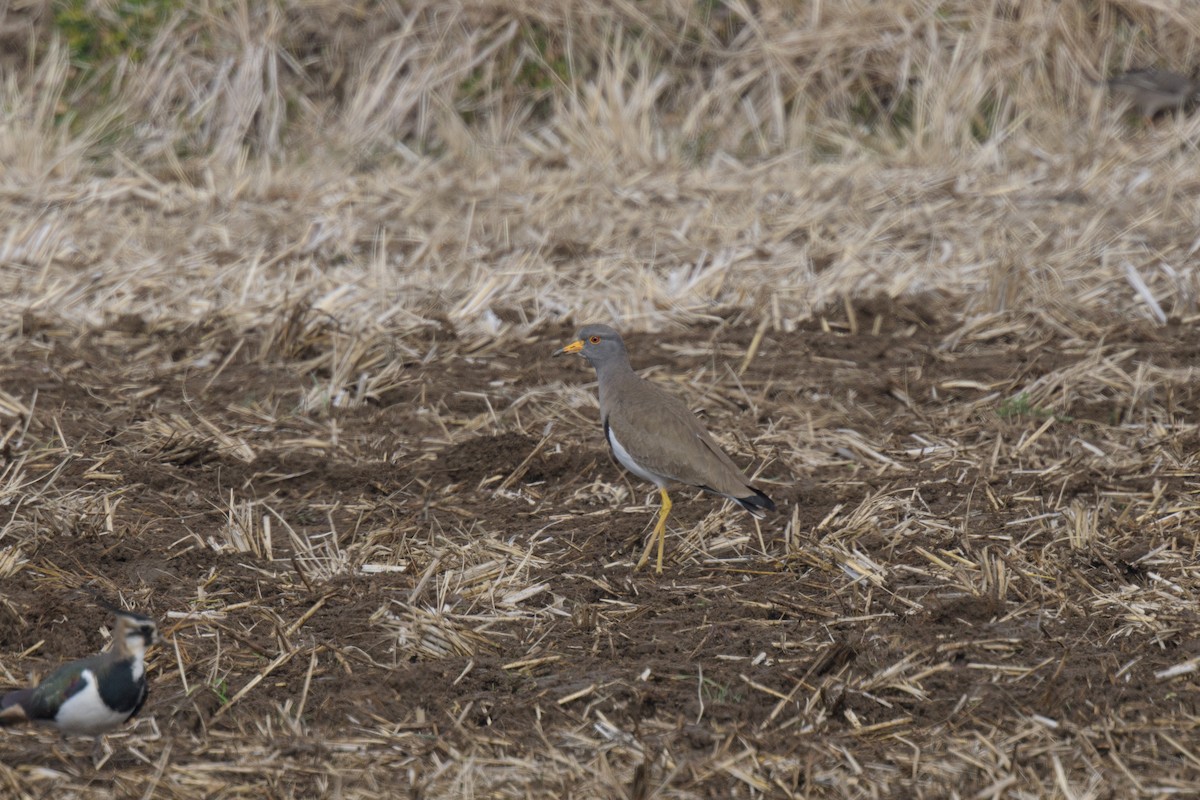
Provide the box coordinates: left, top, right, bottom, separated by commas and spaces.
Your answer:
556, 324, 775, 574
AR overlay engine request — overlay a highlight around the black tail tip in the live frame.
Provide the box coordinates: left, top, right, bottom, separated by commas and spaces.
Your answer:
738, 488, 776, 516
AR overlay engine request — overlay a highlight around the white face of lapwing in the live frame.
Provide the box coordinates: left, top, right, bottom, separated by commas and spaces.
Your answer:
116, 614, 160, 668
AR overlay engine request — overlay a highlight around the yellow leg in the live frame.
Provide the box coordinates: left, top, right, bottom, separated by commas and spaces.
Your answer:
636, 489, 673, 574
655, 489, 671, 574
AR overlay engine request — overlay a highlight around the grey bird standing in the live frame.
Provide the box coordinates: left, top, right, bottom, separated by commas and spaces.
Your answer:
0, 609, 159, 739
1102, 69, 1199, 121
556, 324, 774, 574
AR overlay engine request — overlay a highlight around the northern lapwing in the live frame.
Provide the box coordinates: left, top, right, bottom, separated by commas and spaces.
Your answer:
556, 324, 775, 574
0, 609, 160, 739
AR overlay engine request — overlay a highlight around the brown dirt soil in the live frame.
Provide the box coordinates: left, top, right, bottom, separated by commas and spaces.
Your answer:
3, 297, 1200, 797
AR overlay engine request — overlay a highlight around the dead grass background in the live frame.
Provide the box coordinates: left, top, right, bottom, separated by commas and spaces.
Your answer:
1, 0, 1200, 797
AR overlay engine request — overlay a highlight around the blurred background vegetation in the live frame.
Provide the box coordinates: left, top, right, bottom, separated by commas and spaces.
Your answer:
4, 0, 1198, 171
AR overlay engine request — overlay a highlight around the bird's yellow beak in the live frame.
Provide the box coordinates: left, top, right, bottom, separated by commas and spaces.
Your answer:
555, 339, 584, 357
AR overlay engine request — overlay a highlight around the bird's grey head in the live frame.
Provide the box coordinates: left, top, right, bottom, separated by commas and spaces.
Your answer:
114, 611, 160, 658
556, 324, 629, 369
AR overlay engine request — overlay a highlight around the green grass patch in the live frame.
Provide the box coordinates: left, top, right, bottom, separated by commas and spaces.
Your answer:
996, 392, 1072, 422
457, 20, 572, 125
54, 0, 178, 67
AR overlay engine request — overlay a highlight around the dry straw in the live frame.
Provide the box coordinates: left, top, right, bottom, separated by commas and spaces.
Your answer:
0, 0, 1199, 797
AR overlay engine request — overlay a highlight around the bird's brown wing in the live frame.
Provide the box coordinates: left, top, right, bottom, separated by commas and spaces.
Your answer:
606, 378, 756, 499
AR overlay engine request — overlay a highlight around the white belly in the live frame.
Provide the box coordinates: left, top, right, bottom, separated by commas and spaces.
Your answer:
54, 670, 130, 736
608, 427, 666, 488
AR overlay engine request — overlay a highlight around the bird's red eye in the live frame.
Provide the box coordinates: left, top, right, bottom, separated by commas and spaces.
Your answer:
589, 336, 601, 344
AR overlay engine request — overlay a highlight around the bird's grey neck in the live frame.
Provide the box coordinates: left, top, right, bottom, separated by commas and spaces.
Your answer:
594, 356, 637, 410
592, 354, 635, 382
